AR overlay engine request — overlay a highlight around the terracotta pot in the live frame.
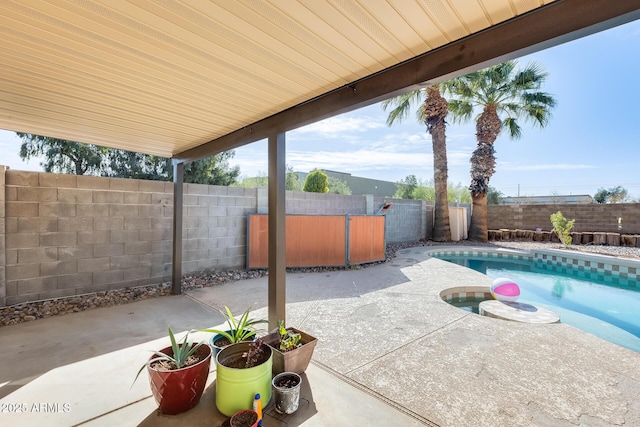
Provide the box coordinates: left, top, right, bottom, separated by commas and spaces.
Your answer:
230, 409, 259, 427
147, 344, 212, 415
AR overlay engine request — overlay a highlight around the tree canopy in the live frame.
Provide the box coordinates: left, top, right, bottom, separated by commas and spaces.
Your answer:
16, 133, 240, 185
486, 186, 504, 205
236, 166, 301, 191
327, 176, 352, 195
303, 169, 329, 193
382, 86, 452, 241
443, 60, 556, 241
394, 175, 471, 203
394, 175, 418, 199
285, 166, 301, 191
594, 186, 629, 204
18, 133, 106, 176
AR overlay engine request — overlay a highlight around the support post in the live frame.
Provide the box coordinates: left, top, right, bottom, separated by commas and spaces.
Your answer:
0, 166, 6, 307
171, 160, 184, 295
268, 133, 286, 329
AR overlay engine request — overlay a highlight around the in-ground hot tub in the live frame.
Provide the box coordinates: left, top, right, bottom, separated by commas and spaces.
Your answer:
440, 286, 560, 324
439, 286, 493, 314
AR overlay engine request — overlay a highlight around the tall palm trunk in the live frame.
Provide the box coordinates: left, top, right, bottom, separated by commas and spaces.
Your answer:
424, 86, 451, 241
431, 121, 450, 241
468, 104, 500, 242
468, 193, 488, 241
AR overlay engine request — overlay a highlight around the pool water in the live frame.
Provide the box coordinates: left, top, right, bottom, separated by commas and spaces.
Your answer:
436, 255, 640, 352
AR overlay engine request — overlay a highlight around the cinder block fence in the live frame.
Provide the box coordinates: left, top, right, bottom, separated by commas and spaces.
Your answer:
487, 204, 640, 234
7, 166, 636, 308
0, 167, 431, 307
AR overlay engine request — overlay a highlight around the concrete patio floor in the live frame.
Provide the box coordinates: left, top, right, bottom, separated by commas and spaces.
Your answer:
1, 247, 639, 426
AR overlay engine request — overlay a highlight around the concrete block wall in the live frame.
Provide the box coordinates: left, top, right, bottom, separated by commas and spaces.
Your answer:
181, 184, 258, 272
487, 203, 640, 234
2, 169, 258, 306
291, 191, 366, 215
2, 169, 432, 306
256, 188, 368, 215
9, 167, 640, 307
377, 197, 431, 243
4, 171, 171, 305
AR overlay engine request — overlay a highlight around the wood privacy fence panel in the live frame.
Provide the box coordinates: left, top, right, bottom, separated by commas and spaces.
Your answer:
247, 214, 385, 268
348, 215, 385, 264
247, 215, 345, 268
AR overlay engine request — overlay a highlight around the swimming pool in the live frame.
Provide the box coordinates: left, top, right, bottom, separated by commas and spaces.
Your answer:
431, 250, 640, 353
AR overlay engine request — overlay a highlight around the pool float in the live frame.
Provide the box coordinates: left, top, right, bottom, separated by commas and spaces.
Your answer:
490, 278, 520, 302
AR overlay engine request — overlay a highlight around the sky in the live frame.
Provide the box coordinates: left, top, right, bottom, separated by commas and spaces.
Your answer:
1, 19, 639, 199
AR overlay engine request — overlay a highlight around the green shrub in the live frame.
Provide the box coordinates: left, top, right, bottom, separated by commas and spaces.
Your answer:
550, 211, 575, 248
303, 169, 329, 193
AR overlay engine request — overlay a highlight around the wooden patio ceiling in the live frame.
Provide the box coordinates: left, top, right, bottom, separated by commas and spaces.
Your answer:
1, 0, 638, 162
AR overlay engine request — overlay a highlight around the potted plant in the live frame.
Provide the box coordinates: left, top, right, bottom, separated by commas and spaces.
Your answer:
133, 327, 211, 415
200, 306, 267, 356
215, 338, 273, 417
263, 321, 318, 375
272, 371, 302, 414
230, 409, 259, 427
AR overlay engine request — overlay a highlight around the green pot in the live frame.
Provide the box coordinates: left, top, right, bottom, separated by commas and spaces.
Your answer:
215, 342, 273, 417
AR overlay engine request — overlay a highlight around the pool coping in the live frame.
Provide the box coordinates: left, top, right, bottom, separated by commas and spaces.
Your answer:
424, 246, 640, 284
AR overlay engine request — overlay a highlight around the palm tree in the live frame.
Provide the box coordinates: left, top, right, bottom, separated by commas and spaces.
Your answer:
443, 61, 556, 241
382, 86, 451, 241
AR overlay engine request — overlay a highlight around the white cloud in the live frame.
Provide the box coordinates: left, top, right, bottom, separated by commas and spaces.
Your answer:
447, 150, 473, 166
286, 148, 430, 174
290, 115, 385, 138
230, 124, 475, 181
0, 130, 43, 171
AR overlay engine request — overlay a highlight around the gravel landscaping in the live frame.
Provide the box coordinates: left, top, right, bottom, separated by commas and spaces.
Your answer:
2, 240, 639, 327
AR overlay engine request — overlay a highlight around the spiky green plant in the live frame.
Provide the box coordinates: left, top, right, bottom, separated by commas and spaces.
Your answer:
133, 327, 205, 386
200, 306, 267, 344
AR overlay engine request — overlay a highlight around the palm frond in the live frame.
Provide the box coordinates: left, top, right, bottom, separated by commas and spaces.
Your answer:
513, 61, 548, 90
523, 104, 552, 128
444, 60, 555, 141
522, 92, 557, 109
447, 99, 474, 124
381, 89, 425, 126
499, 102, 523, 117
502, 117, 522, 139
442, 77, 475, 99
520, 92, 556, 127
